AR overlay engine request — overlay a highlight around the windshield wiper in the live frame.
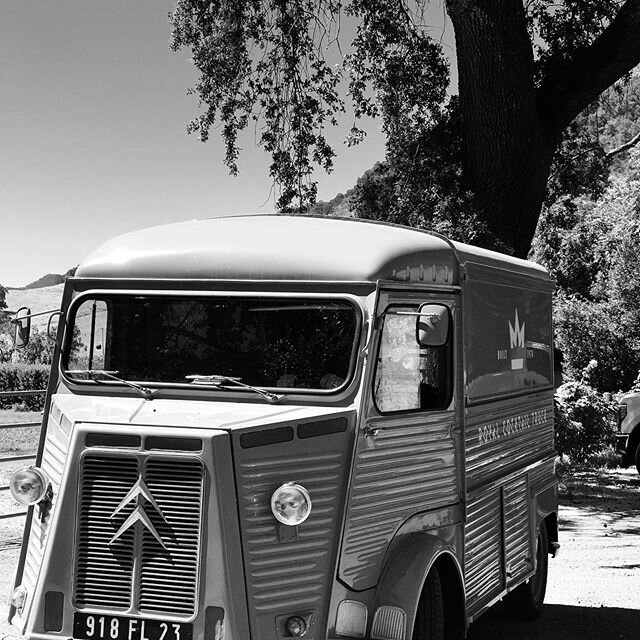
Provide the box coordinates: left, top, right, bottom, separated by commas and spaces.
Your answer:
65, 369, 155, 400
185, 374, 283, 404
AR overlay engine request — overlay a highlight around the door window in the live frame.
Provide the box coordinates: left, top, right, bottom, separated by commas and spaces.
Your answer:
373, 305, 453, 413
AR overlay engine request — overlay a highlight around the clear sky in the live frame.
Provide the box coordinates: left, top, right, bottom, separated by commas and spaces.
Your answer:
0, 1, 393, 288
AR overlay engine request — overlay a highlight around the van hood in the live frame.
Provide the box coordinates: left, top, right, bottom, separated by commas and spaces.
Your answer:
51, 393, 353, 431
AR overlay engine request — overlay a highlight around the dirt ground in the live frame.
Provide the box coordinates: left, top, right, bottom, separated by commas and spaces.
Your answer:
0, 468, 637, 640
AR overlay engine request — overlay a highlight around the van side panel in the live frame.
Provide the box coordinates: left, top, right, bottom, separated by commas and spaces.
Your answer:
461, 264, 556, 617
464, 394, 555, 488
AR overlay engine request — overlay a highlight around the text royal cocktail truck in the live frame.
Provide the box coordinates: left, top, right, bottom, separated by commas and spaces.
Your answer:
9, 216, 558, 640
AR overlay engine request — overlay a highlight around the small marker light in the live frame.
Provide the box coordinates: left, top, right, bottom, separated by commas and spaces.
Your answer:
271, 483, 311, 526
285, 616, 307, 637
10, 467, 50, 506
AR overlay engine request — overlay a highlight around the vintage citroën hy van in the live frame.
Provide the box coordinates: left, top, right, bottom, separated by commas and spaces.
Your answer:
9, 216, 558, 640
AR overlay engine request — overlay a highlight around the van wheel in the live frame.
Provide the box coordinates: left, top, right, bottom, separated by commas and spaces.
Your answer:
503, 523, 548, 620
412, 568, 445, 640
634, 443, 640, 475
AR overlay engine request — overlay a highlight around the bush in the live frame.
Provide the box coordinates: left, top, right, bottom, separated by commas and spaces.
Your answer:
0, 364, 50, 410
554, 296, 639, 392
554, 379, 616, 461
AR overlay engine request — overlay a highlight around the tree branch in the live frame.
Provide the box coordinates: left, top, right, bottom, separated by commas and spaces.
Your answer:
606, 130, 640, 158
539, 0, 640, 132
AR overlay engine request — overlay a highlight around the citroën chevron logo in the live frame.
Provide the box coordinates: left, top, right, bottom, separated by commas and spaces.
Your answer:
109, 476, 167, 549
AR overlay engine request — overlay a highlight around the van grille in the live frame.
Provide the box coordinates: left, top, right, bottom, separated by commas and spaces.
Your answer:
74, 453, 203, 618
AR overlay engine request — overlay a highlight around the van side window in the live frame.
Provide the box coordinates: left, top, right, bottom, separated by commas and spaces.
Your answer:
374, 305, 452, 413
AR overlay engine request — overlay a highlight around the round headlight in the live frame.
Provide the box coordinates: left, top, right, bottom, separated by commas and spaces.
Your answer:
10, 467, 50, 506
271, 482, 312, 526
11, 585, 27, 613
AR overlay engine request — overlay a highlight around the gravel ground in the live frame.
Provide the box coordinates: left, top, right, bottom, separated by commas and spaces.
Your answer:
0, 469, 637, 640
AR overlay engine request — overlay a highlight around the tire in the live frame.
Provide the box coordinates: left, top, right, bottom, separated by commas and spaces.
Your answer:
634, 442, 640, 475
412, 568, 445, 640
503, 523, 549, 620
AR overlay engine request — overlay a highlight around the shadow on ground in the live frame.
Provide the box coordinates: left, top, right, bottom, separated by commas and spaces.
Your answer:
557, 469, 640, 534
559, 469, 640, 508
468, 603, 638, 639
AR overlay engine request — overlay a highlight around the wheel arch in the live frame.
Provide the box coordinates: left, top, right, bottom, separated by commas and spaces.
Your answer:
374, 533, 465, 640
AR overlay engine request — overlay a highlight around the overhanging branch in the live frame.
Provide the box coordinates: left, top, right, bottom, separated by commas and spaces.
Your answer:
606, 130, 640, 158
538, 0, 640, 132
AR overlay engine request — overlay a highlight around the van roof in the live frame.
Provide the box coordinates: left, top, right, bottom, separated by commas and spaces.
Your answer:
75, 215, 550, 284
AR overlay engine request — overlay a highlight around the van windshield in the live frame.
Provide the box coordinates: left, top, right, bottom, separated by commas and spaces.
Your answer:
63, 295, 359, 393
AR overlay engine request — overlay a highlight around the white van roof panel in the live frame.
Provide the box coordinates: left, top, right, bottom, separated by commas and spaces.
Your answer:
76, 215, 549, 284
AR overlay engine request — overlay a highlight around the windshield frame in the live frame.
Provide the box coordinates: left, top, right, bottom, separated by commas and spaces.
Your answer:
60, 288, 366, 401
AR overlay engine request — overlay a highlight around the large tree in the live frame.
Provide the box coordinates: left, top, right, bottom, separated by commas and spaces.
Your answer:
170, 0, 640, 257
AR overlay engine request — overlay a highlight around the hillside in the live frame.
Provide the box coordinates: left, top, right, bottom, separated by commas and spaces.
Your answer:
23, 267, 76, 290
4, 284, 64, 331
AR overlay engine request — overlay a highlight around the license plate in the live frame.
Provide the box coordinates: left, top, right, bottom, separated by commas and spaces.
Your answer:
73, 613, 193, 640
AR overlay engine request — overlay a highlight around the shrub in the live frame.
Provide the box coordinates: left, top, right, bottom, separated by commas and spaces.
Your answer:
554, 378, 616, 461
0, 364, 50, 411
554, 296, 639, 392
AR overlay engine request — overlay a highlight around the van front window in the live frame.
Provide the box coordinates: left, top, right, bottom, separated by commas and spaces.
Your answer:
63, 295, 359, 393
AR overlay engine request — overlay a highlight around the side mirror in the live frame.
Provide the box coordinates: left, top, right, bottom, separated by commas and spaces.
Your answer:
13, 307, 31, 350
416, 304, 450, 347
47, 311, 63, 342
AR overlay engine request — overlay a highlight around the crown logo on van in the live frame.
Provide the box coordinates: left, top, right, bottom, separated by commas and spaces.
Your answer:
509, 309, 525, 370
509, 309, 525, 349
109, 477, 167, 549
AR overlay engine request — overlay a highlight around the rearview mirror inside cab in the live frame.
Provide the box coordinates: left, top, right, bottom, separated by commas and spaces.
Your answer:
416, 304, 450, 347
13, 306, 31, 350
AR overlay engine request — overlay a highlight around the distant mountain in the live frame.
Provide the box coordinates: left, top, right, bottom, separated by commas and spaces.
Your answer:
23, 267, 77, 290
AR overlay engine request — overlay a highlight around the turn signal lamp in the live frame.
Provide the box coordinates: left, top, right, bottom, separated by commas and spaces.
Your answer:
10, 467, 50, 506
271, 482, 312, 526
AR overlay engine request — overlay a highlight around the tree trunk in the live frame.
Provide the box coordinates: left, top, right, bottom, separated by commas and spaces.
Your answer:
446, 0, 640, 258
446, 0, 557, 258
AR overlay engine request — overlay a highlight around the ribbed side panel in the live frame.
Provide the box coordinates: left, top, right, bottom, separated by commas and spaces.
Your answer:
464, 489, 503, 610
465, 394, 554, 488
504, 477, 531, 583
139, 458, 202, 616
529, 457, 555, 489
340, 420, 457, 590
22, 411, 70, 614
237, 451, 345, 612
75, 457, 138, 609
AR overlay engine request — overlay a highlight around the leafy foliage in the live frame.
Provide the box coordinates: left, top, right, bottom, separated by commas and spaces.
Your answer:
0, 364, 49, 411
554, 376, 617, 460
12, 328, 55, 366
531, 87, 640, 394
0, 285, 6, 311
170, 0, 347, 210
170, 0, 640, 256
554, 297, 638, 392
528, 0, 622, 77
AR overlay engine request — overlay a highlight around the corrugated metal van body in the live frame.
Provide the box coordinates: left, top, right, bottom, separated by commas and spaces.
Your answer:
465, 392, 555, 487
463, 391, 555, 614
232, 413, 354, 640
339, 412, 459, 590
14, 402, 72, 632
